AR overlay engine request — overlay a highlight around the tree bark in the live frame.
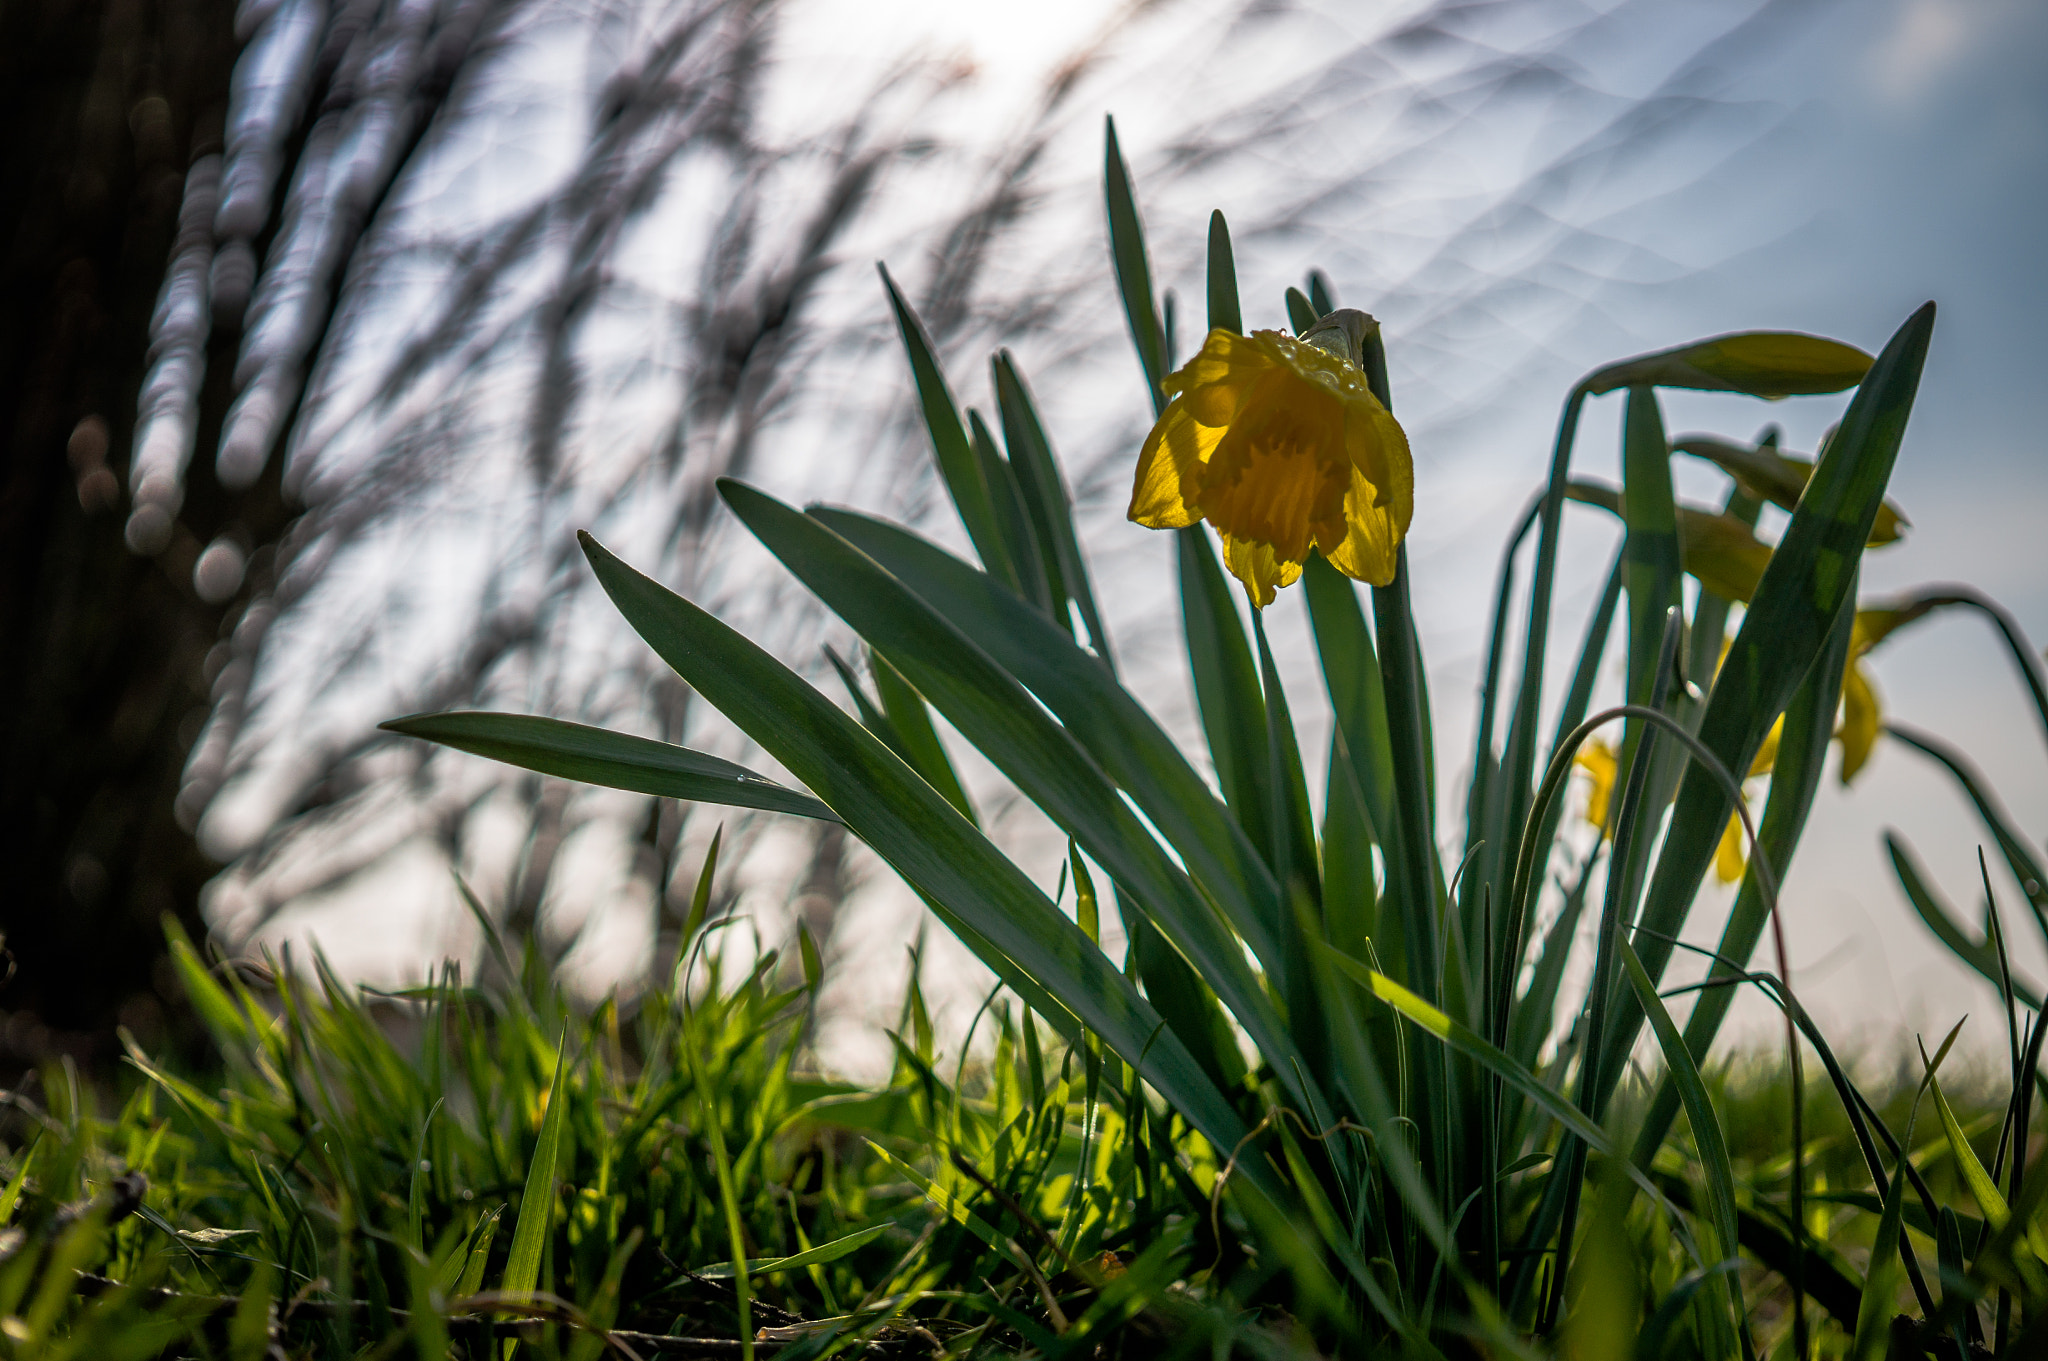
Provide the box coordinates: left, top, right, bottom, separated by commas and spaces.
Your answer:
0, 0, 255, 1077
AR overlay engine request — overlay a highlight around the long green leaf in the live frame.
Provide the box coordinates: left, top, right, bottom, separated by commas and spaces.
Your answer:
1206, 210, 1241, 335
1627, 594, 1856, 1167
810, 507, 1283, 971
1618, 935, 1749, 1350
1321, 732, 1378, 959
970, 408, 1049, 610
1317, 943, 1646, 1175
1620, 386, 1683, 709
879, 264, 1014, 586
718, 481, 1308, 1107
1303, 553, 1397, 888
1104, 117, 1166, 413
1601, 302, 1934, 1109
869, 649, 976, 825
1887, 833, 2042, 1010
993, 353, 1112, 664
1888, 723, 2048, 934
574, 530, 1259, 1181
1180, 526, 1275, 850
380, 712, 838, 823
437, 1206, 503, 1299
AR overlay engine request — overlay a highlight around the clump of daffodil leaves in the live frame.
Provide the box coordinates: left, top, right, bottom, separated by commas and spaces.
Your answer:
1128, 309, 1411, 605
376, 120, 2048, 1361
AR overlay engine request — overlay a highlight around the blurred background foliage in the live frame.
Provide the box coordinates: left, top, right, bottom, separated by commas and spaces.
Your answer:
1, 0, 1821, 1078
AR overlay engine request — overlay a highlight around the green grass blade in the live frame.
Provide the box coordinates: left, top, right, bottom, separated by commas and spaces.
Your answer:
689, 1222, 893, 1280
1927, 1071, 2009, 1232
1373, 553, 1443, 996
0, 1144, 36, 1226
1103, 117, 1166, 413
1254, 611, 1328, 1084
1496, 389, 1592, 977
575, 530, 1260, 1179
439, 1206, 503, 1299
1206, 210, 1241, 334
162, 919, 257, 1050
1499, 547, 1621, 1060
879, 264, 1014, 585
1507, 847, 1597, 1068
1604, 389, 1685, 994
1603, 303, 1934, 1108
501, 1034, 569, 1307
1356, 332, 1444, 1002
380, 712, 838, 823
1851, 1157, 1907, 1361
685, 1032, 754, 1361
1318, 943, 1635, 1167
810, 507, 1283, 966
1466, 496, 1542, 964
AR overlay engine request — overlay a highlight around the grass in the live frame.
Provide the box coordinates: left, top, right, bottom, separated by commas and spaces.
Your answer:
10, 120, 2048, 1357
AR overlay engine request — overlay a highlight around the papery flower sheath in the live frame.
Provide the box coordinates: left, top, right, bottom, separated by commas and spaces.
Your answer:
1128, 313, 1414, 606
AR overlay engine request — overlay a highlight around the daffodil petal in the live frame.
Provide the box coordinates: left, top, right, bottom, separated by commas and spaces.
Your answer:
1221, 534, 1298, 608
1128, 402, 1218, 528
1575, 738, 1618, 839
1320, 469, 1401, 586
1749, 715, 1782, 778
1341, 394, 1412, 516
1715, 811, 1747, 884
1839, 661, 1880, 784
1175, 331, 1275, 425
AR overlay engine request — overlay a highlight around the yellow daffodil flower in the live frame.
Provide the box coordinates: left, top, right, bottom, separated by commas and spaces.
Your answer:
1574, 738, 1618, 840
1128, 311, 1413, 606
1715, 807, 1751, 884
1714, 604, 1934, 882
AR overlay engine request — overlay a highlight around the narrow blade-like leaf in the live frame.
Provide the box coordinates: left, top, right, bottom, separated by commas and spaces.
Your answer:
381, 711, 838, 823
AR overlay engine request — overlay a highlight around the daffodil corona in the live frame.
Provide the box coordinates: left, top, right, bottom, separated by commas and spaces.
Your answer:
1128, 313, 1413, 606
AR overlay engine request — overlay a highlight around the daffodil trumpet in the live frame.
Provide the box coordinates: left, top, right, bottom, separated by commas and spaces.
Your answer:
1127, 309, 1414, 607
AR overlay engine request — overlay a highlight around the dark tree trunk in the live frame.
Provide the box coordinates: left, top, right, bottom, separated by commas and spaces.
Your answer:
0, 0, 254, 1077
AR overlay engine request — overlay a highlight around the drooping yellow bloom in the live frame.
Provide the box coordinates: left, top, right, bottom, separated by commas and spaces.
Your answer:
1128, 316, 1413, 606
1575, 738, 1618, 839
1715, 809, 1750, 884
1713, 607, 1918, 884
